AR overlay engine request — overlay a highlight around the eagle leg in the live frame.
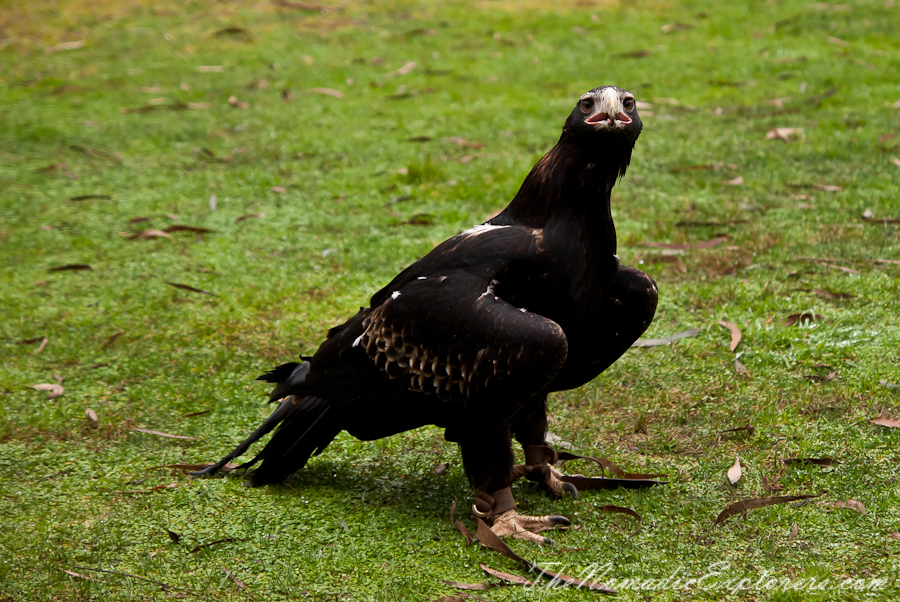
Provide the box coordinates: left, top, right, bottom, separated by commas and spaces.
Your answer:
460, 426, 569, 544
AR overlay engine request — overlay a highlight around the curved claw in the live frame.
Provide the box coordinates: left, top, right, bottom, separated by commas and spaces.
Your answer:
562, 482, 579, 498
490, 509, 569, 545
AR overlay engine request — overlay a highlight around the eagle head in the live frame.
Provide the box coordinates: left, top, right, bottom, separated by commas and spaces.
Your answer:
563, 85, 642, 144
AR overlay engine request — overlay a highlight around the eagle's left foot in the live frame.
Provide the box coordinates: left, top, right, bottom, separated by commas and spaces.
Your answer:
473, 487, 570, 545
490, 509, 570, 545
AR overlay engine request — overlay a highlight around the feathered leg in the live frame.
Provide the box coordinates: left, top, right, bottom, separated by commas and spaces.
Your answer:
459, 424, 569, 545
513, 266, 659, 496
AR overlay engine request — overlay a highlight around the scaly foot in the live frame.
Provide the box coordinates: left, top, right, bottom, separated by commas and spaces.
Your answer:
489, 508, 570, 545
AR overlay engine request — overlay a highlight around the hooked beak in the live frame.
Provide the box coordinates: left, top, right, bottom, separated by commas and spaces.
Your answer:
585, 88, 632, 129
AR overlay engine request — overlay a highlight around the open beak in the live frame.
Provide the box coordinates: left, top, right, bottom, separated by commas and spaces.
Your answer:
585, 89, 632, 128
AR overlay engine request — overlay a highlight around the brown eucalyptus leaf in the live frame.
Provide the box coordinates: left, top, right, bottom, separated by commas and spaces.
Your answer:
727, 456, 742, 485
723, 176, 744, 186
812, 289, 856, 300
167, 529, 182, 543
164, 282, 218, 297
70, 194, 112, 201
719, 423, 754, 436
61, 569, 92, 580
820, 499, 865, 513
128, 229, 172, 240
450, 500, 474, 545
788, 522, 799, 541
717, 320, 742, 352
85, 409, 98, 423
597, 504, 643, 533
49, 264, 92, 272
309, 87, 343, 99
782, 457, 838, 467
714, 493, 823, 524
130, 428, 197, 440
434, 462, 450, 476
632, 328, 700, 347
102, 331, 125, 349
783, 312, 823, 326
481, 564, 533, 586
32, 383, 64, 399
163, 225, 214, 234
871, 416, 900, 428
734, 359, 748, 375
766, 127, 803, 141
223, 569, 249, 591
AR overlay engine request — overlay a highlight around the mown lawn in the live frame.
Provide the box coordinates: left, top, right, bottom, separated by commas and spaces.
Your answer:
1, 0, 899, 600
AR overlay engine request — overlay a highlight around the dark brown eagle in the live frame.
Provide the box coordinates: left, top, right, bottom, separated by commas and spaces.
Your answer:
194, 85, 658, 544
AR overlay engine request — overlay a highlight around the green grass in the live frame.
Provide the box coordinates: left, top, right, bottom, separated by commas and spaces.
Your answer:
1, 0, 899, 600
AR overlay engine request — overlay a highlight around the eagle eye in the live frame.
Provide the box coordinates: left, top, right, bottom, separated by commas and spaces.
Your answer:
623, 97, 635, 111
579, 98, 594, 113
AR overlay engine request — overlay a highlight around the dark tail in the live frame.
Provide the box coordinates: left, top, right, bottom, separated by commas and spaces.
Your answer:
192, 361, 340, 485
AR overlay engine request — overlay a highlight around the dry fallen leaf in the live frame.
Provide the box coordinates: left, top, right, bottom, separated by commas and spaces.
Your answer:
47, 40, 85, 53
723, 176, 744, 186
128, 229, 172, 240
102, 331, 125, 349
783, 312, 823, 327
167, 529, 182, 543
61, 569, 92, 580
788, 522, 799, 541
782, 457, 839, 467
309, 87, 343, 99
719, 423, 754, 437
632, 328, 700, 347
715, 494, 823, 524
597, 504, 643, 533
717, 320, 742, 352
766, 127, 803, 142
85, 408, 98, 423
892, 158, 900, 168
49, 263, 92, 272
480, 564, 533, 586
164, 225, 214, 234
820, 499, 865, 513
32, 383, 64, 399
734, 358, 748, 375
434, 462, 450, 476
871, 416, 900, 428
727, 456, 742, 485
164, 282, 218, 297
235, 213, 265, 222
224, 569, 249, 592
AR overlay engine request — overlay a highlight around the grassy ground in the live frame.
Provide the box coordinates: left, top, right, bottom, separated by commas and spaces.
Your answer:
2, 0, 899, 600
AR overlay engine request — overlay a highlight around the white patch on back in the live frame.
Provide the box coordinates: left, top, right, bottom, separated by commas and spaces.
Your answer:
417, 276, 426, 280
352, 334, 364, 348
391, 291, 401, 299
461, 224, 506, 238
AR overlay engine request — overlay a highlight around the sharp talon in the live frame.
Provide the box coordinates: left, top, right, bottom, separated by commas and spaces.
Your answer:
562, 482, 578, 497
549, 515, 571, 526
542, 536, 554, 545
